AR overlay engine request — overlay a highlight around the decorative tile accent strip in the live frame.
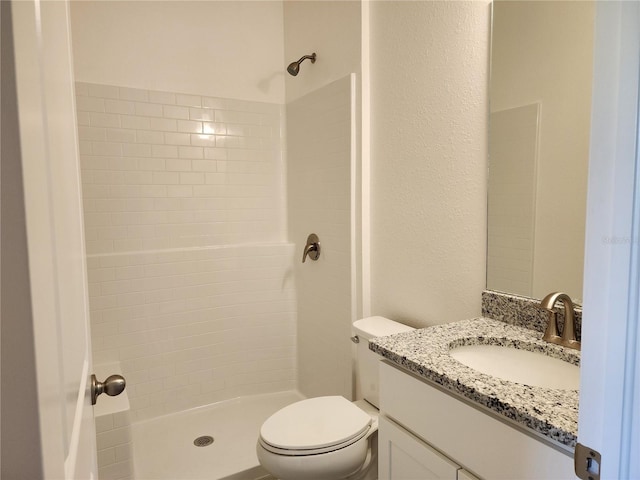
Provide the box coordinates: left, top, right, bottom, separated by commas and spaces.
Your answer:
370, 318, 580, 449
482, 290, 582, 341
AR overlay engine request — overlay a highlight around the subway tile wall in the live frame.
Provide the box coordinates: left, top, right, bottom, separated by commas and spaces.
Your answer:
94, 362, 135, 479
77, 83, 296, 420
86, 244, 297, 421
96, 407, 134, 480
76, 82, 285, 253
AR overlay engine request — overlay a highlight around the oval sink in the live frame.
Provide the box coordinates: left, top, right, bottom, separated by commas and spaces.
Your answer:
449, 344, 580, 390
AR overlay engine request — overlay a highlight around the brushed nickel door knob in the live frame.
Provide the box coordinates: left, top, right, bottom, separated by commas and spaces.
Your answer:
91, 374, 126, 405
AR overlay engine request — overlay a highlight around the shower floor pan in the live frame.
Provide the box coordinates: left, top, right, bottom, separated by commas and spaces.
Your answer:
132, 391, 303, 480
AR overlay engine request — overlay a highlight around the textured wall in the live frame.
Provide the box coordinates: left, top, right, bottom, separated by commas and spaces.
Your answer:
287, 76, 355, 399
70, 1, 286, 103
369, 1, 490, 327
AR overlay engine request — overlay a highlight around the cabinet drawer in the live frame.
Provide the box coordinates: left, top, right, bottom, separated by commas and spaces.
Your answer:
379, 361, 574, 479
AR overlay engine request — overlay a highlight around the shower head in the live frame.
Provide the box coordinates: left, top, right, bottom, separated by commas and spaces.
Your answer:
287, 53, 316, 76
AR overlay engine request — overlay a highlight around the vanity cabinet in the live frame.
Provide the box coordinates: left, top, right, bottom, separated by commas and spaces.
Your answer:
378, 361, 575, 480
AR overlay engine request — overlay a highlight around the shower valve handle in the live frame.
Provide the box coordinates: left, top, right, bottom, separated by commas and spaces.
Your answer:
302, 234, 321, 263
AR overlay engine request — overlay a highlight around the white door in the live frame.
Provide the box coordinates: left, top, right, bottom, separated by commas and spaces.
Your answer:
11, 0, 98, 478
580, 1, 640, 478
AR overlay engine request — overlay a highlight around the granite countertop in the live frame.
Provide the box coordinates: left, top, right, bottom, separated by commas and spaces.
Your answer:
369, 317, 580, 450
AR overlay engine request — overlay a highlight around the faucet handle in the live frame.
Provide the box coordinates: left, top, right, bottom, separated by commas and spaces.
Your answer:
542, 310, 562, 345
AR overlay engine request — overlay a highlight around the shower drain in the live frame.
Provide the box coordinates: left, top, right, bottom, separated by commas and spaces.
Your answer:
193, 435, 214, 447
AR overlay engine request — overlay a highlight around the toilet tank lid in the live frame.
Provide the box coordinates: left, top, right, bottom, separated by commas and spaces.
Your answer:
352, 316, 414, 340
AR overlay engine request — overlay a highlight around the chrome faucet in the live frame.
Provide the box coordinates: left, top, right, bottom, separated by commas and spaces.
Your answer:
539, 292, 581, 350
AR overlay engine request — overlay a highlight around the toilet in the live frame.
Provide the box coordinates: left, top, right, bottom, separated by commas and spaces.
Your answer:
256, 316, 414, 480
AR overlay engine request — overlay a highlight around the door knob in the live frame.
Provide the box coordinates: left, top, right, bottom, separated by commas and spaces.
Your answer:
91, 374, 126, 405
302, 233, 321, 263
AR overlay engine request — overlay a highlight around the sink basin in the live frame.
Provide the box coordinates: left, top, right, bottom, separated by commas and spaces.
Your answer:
449, 344, 580, 390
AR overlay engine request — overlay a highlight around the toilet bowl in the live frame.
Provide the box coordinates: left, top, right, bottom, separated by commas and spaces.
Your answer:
257, 396, 377, 480
256, 317, 414, 480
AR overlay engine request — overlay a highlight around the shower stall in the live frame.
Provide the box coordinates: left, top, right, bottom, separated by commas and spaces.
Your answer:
70, 1, 361, 478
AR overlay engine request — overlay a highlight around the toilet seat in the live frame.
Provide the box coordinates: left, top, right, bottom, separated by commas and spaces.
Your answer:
259, 396, 372, 456
259, 428, 369, 456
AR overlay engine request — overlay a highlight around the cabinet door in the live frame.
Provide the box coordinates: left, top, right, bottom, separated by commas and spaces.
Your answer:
458, 469, 481, 480
379, 416, 460, 480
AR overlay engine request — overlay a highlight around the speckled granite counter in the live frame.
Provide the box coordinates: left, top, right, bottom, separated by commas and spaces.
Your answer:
369, 317, 580, 450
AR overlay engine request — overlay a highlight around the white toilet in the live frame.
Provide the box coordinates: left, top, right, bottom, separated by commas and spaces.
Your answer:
256, 316, 414, 480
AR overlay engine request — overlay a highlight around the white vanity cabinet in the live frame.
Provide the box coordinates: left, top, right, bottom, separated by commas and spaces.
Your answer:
378, 361, 575, 480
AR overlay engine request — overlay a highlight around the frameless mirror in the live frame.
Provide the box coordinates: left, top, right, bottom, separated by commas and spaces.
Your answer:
487, 0, 595, 303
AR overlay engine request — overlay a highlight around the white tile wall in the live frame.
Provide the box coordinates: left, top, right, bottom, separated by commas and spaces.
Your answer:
96, 407, 134, 480
76, 82, 285, 254
87, 244, 297, 421
77, 82, 296, 420
287, 75, 354, 399
94, 362, 134, 480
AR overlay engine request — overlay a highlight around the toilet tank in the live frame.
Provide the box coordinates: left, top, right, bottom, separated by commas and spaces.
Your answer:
353, 316, 414, 408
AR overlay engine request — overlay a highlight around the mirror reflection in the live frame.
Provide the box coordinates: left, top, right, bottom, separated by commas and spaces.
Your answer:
487, 0, 595, 303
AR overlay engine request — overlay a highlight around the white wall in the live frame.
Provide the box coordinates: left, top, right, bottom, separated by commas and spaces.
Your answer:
1, 2, 44, 475
283, 1, 361, 103
287, 75, 355, 399
487, 104, 539, 296
490, 1, 594, 302
369, 1, 490, 327
283, 0, 367, 321
283, 1, 363, 398
71, 1, 286, 104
